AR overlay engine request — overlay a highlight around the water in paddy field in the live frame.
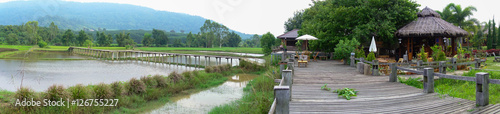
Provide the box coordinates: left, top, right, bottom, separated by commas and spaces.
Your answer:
0, 52, 196, 92
114, 53, 265, 66
150, 74, 257, 114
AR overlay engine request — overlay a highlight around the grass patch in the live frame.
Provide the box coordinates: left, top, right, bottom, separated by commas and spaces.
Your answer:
0, 45, 33, 58
209, 57, 277, 114
397, 69, 500, 104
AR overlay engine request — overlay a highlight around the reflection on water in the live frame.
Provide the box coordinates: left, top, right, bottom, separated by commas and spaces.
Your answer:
0, 59, 196, 92
197, 51, 264, 57
9, 51, 87, 59
150, 74, 257, 114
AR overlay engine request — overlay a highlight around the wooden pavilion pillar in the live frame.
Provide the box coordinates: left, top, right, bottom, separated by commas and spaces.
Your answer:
452, 37, 457, 55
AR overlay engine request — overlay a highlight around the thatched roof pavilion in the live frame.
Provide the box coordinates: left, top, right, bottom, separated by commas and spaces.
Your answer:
395, 7, 468, 60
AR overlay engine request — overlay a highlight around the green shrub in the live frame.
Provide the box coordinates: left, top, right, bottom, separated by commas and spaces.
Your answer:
366, 52, 375, 62
355, 46, 366, 58
333, 38, 360, 60
93, 83, 114, 99
68, 84, 89, 99
419, 46, 428, 62
144, 88, 162, 101
168, 71, 184, 83
153, 75, 168, 88
14, 87, 38, 111
205, 67, 213, 73
111, 82, 123, 97
140, 75, 157, 88
38, 40, 47, 48
431, 45, 446, 61
45, 84, 69, 101
127, 78, 146, 95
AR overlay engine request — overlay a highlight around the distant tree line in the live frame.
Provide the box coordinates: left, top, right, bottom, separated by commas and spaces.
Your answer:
1, 20, 249, 48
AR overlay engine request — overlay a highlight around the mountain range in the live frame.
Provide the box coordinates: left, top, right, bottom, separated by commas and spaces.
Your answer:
0, 0, 254, 39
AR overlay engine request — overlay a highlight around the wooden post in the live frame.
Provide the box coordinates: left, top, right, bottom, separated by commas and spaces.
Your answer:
230, 58, 233, 66
476, 72, 489, 106
423, 68, 434, 93
439, 61, 446, 74
417, 60, 423, 71
350, 52, 355, 67
274, 86, 290, 114
372, 60, 379, 76
452, 58, 457, 70
475, 58, 481, 69
288, 62, 294, 75
390, 63, 397, 82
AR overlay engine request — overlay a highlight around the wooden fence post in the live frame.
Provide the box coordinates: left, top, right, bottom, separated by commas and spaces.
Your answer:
439, 61, 446, 74
390, 63, 397, 82
274, 86, 290, 114
417, 60, 423, 71
282, 70, 293, 86
350, 52, 355, 67
287, 62, 294, 75
476, 72, 489, 106
423, 68, 434, 93
475, 58, 481, 69
372, 60, 379, 76
452, 58, 457, 70
357, 62, 364, 74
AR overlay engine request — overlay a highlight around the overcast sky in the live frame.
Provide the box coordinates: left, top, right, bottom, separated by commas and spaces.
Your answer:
0, 0, 498, 36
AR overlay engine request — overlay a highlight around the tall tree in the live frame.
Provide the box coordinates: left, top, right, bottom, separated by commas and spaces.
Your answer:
77, 30, 90, 46
224, 31, 241, 47
97, 32, 112, 47
200, 20, 229, 48
152, 29, 168, 47
250, 34, 261, 47
62, 29, 75, 46
299, 0, 419, 52
141, 33, 154, 47
437, 3, 478, 31
260, 32, 276, 55
25, 21, 40, 45
186, 32, 194, 47
48, 22, 58, 43
487, 20, 493, 49
6, 33, 18, 45
493, 18, 497, 49
284, 10, 304, 32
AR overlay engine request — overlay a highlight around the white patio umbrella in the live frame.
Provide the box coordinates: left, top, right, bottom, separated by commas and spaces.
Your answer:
369, 36, 377, 52
296, 34, 318, 51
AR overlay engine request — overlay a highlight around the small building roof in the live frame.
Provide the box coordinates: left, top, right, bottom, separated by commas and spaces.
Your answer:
277, 29, 299, 39
395, 7, 469, 38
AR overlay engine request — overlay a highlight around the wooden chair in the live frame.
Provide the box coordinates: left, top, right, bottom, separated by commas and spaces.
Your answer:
312, 52, 319, 62
319, 52, 328, 60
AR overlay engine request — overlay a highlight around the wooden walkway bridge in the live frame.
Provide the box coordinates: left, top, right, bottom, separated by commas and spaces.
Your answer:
288, 61, 500, 113
68, 47, 245, 67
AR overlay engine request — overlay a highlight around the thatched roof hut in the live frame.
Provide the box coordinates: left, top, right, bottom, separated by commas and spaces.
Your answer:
396, 7, 468, 38
395, 7, 468, 60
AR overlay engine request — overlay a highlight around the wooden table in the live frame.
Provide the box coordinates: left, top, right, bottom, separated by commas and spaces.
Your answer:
298, 60, 308, 67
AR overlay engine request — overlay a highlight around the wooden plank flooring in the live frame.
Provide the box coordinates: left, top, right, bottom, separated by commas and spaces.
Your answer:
290, 61, 499, 113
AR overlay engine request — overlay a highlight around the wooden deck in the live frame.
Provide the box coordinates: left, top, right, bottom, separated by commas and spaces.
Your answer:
290, 60, 500, 113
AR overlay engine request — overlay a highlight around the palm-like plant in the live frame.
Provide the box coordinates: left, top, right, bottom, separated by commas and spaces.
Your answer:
437, 3, 478, 31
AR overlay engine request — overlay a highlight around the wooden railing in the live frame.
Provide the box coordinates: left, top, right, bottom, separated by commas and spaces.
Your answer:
269, 61, 294, 114
349, 53, 500, 106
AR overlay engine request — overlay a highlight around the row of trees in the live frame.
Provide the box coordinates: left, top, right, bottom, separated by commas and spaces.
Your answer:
287, 0, 420, 53
149, 20, 242, 48
2, 20, 249, 48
